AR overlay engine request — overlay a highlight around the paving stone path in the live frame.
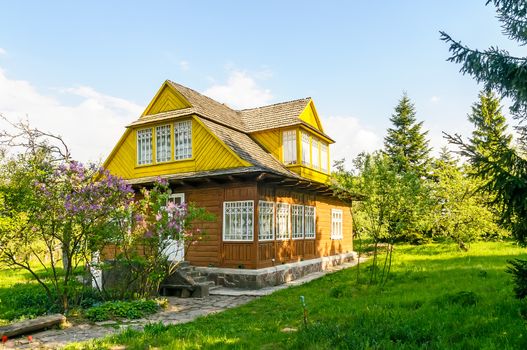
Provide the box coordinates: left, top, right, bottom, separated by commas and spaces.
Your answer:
3, 259, 363, 349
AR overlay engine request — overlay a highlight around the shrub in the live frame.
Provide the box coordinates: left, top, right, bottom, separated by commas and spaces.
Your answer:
506, 258, 527, 299
84, 300, 160, 322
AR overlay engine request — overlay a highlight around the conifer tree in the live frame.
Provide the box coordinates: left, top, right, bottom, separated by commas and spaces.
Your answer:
384, 93, 431, 177
441, 1, 527, 244
468, 90, 512, 160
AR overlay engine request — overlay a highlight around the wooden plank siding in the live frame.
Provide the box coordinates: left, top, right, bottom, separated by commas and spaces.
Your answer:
254, 184, 353, 269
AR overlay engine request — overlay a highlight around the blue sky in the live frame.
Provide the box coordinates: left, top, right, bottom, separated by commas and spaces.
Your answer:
0, 1, 516, 166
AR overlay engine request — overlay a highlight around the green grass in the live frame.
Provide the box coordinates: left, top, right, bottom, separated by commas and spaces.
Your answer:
66, 241, 527, 349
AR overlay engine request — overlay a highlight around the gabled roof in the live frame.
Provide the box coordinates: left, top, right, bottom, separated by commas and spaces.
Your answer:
239, 98, 311, 132
118, 80, 333, 184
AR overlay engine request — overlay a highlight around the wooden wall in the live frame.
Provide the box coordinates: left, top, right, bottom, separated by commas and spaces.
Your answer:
256, 184, 353, 268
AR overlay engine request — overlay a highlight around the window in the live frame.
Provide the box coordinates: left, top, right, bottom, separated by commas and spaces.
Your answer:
276, 203, 290, 240
223, 201, 254, 241
312, 138, 320, 169
137, 128, 153, 165
282, 130, 297, 165
292, 205, 304, 239
156, 125, 171, 162
331, 209, 343, 240
301, 132, 310, 166
305, 206, 316, 239
258, 201, 274, 241
321, 143, 328, 173
174, 120, 192, 160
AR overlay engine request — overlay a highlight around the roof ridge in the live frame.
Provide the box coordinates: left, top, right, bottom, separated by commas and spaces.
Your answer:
167, 80, 239, 112
238, 97, 311, 112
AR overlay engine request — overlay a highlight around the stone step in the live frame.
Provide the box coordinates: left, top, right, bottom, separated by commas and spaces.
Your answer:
192, 276, 208, 283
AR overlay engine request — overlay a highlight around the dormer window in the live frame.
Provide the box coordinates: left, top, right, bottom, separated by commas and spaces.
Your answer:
137, 128, 153, 165
156, 125, 171, 162
283, 130, 297, 165
174, 120, 192, 160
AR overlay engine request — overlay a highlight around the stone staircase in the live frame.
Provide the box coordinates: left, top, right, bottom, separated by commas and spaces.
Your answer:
159, 262, 217, 297
176, 261, 216, 288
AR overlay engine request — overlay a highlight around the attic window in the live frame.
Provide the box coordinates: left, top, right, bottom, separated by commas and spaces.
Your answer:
312, 138, 320, 169
282, 130, 297, 165
137, 128, 153, 165
321, 143, 328, 173
156, 125, 171, 162
174, 120, 192, 160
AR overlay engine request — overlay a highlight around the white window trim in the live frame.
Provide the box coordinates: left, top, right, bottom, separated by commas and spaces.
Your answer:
174, 120, 192, 160
258, 201, 275, 241
304, 206, 316, 239
312, 138, 320, 170
276, 203, 291, 241
222, 200, 254, 242
168, 193, 185, 204
137, 128, 153, 165
301, 132, 310, 166
292, 204, 304, 240
282, 130, 297, 165
321, 142, 329, 173
331, 209, 343, 240
156, 124, 172, 163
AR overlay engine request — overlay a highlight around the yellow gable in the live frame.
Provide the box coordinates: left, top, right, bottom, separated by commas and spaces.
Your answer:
104, 116, 249, 180
299, 100, 324, 132
141, 81, 191, 117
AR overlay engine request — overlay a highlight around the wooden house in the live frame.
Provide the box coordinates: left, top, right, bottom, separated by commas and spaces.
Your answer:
104, 81, 355, 287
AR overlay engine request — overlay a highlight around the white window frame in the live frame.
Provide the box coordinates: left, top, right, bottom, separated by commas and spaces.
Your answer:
292, 205, 304, 240
304, 206, 316, 239
137, 128, 153, 165
174, 120, 192, 160
331, 209, 343, 240
282, 130, 297, 165
301, 132, 310, 166
276, 203, 291, 240
312, 138, 320, 169
321, 142, 328, 173
258, 201, 275, 241
168, 193, 185, 205
156, 124, 172, 163
223, 200, 254, 242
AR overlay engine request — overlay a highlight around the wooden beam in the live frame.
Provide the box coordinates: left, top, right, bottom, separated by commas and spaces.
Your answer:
0, 314, 66, 338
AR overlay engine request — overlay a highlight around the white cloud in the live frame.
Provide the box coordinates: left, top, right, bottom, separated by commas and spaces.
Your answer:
430, 96, 440, 103
0, 67, 142, 163
202, 70, 273, 109
323, 115, 382, 170
0, 48, 6, 55
179, 60, 189, 71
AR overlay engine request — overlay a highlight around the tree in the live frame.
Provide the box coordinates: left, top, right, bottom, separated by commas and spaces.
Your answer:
332, 152, 427, 284
428, 147, 508, 249
441, 1, 527, 244
0, 153, 133, 312
384, 93, 431, 177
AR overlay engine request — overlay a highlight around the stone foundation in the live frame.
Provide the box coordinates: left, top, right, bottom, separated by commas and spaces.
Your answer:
195, 252, 357, 289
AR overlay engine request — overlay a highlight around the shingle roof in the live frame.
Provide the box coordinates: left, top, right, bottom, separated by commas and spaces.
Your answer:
239, 98, 311, 132
127, 80, 330, 182
198, 117, 301, 179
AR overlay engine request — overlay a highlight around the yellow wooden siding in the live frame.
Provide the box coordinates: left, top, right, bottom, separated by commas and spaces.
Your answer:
251, 129, 282, 160
105, 117, 247, 180
141, 82, 191, 117
299, 100, 324, 132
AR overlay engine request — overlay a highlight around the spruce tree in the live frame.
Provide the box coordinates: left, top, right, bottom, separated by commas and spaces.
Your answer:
384, 93, 431, 177
468, 90, 512, 160
442, 1, 527, 243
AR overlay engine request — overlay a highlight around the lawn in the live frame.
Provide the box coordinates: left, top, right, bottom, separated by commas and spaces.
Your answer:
65, 241, 527, 350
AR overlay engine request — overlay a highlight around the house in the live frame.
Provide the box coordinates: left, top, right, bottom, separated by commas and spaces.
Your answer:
103, 80, 355, 288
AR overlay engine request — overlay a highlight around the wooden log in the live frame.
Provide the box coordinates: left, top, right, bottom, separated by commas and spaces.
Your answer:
0, 314, 66, 338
